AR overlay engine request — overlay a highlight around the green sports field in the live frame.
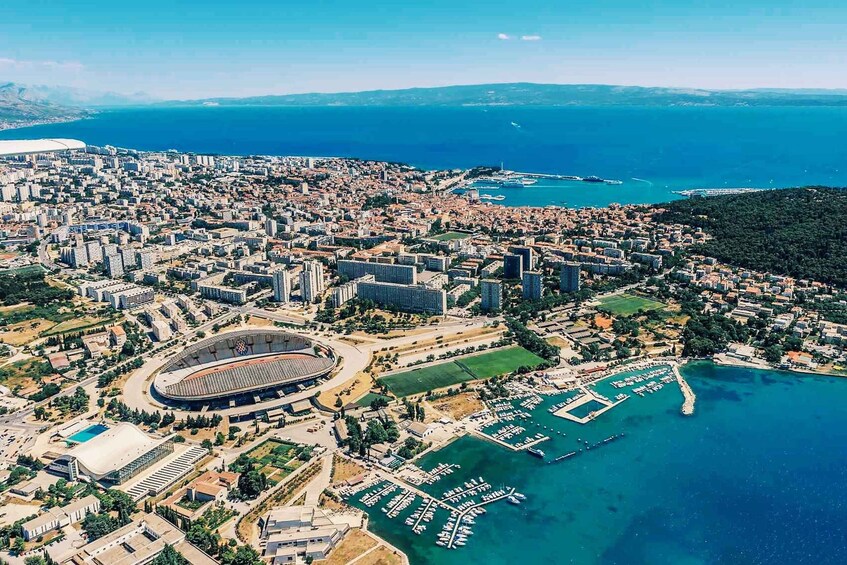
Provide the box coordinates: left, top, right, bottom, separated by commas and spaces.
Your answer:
379, 346, 546, 397
429, 231, 472, 241
455, 346, 546, 379
597, 293, 666, 316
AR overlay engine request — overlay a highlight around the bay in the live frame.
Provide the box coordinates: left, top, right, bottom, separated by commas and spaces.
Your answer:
3, 106, 847, 207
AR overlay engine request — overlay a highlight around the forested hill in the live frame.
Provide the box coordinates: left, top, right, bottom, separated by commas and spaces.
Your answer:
654, 187, 847, 287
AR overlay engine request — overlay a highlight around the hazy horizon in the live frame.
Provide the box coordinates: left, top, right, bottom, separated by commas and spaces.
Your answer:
3, 0, 847, 99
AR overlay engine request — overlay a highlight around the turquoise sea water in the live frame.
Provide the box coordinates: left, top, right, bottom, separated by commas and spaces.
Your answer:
4, 106, 847, 207
351, 363, 847, 564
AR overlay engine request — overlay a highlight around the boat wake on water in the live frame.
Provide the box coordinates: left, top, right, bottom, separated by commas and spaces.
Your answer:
631, 177, 654, 186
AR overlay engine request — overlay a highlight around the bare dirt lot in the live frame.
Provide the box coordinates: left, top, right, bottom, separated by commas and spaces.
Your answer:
430, 392, 485, 420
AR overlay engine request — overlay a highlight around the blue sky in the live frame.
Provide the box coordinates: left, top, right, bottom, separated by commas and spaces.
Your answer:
1, 0, 845, 98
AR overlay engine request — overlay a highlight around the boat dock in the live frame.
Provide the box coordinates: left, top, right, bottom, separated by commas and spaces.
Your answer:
472, 428, 550, 452
386, 490, 417, 519
411, 498, 436, 530
550, 450, 578, 464
375, 471, 459, 513
445, 487, 516, 549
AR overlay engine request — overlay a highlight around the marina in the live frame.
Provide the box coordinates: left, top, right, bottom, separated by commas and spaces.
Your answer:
345, 362, 847, 564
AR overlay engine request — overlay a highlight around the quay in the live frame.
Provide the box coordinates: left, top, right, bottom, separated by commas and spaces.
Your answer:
553, 389, 627, 424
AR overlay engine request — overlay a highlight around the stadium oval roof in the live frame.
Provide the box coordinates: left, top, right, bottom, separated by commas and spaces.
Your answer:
153, 328, 336, 402
0, 138, 86, 157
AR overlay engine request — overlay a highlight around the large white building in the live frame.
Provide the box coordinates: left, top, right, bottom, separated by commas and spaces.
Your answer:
21, 495, 100, 541
262, 506, 350, 563
48, 423, 174, 485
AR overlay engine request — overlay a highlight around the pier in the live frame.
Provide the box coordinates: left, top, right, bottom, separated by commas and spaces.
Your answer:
673, 365, 696, 415
445, 487, 516, 549
386, 490, 417, 518
411, 498, 436, 530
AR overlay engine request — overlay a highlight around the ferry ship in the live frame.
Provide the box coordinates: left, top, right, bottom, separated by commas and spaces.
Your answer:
527, 447, 545, 458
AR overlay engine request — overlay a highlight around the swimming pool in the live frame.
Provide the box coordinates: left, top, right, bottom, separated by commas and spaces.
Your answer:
67, 424, 109, 443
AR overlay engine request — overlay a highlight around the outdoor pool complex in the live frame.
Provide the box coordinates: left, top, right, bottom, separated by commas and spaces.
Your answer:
67, 424, 110, 444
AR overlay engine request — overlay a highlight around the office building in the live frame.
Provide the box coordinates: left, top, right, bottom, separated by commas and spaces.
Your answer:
560, 261, 581, 293
480, 279, 503, 312
522, 270, 543, 301
503, 254, 523, 280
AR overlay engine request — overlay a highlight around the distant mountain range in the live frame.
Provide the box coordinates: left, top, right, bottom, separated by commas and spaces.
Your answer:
175, 83, 847, 108
6, 81, 847, 130
0, 82, 154, 130
0, 83, 88, 130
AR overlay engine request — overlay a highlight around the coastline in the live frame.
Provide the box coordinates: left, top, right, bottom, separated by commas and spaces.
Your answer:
0, 114, 89, 132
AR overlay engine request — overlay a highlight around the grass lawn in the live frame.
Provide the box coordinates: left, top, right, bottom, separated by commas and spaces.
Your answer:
42, 315, 117, 337
379, 346, 546, 397
457, 346, 546, 379
429, 231, 471, 241
597, 293, 666, 317
355, 392, 393, 408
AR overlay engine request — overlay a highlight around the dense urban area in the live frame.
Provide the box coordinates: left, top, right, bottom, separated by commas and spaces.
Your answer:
0, 143, 844, 565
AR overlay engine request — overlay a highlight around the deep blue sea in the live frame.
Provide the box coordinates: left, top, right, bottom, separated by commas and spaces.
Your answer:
4, 105, 847, 207
351, 363, 847, 564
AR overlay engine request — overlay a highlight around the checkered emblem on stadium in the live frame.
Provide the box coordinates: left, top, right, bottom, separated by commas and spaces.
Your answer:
234, 338, 249, 356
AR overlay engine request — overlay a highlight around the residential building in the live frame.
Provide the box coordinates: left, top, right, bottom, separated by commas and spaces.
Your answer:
272, 268, 291, 303
560, 261, 581, 293
480, 279, 503, 312
522, 270, 543, 301
503, 253, 523, 280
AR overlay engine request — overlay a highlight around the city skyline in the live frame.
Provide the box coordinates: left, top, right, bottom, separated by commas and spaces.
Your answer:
2, 0, 847, 99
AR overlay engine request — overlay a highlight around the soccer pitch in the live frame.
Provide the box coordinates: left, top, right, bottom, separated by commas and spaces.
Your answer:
456, 346, 546, 379
429, 231, 471, 241
597, 293, 666, 316
379, 346, 545, 397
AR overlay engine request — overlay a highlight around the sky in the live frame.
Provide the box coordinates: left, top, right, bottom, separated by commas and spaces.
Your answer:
1, 0, 846, 99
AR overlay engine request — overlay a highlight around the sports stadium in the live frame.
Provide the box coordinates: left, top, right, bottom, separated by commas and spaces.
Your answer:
153, 329, 336, 408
